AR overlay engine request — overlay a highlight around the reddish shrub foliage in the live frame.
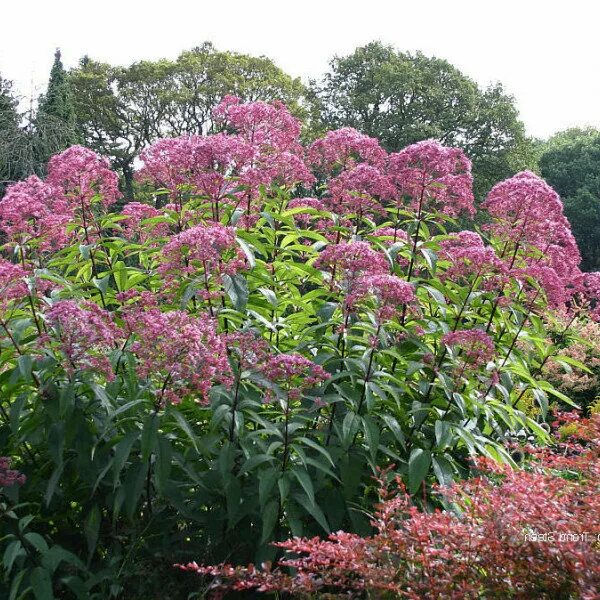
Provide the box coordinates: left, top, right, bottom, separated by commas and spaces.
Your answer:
180, 413, 600, 599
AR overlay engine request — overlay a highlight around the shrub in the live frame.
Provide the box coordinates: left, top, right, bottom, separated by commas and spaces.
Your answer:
180, 414, 600, 599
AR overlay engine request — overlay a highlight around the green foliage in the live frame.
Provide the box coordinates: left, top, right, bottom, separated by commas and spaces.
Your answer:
311, 41, 537, 198
539, 128, 600, 271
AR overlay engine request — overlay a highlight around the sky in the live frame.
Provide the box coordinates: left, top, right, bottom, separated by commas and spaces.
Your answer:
1, 0, 599, 139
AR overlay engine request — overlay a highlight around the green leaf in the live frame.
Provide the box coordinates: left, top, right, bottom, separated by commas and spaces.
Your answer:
261, 500, 279, 543
141, 413, 159, 461
170, 409, 200, 454
113, 431, 139, 487
293, 494, 330, 534
223, 273, 249, 311
408, 448, 431, 494
3, 540, 23, 574
30, 567, 54, 600
292, 468, 315, 506
24, 532, 48, 554
84, 505, 101, 557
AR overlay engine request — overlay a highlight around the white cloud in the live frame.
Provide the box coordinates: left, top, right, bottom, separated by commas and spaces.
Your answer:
1, 0, 598, 138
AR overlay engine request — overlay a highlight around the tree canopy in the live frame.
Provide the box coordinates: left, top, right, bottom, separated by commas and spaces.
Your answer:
539, 128, 600, 271
310, 41, 536, 197
69, 42, 307, 198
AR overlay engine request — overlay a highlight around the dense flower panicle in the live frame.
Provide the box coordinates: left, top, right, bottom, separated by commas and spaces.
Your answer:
213, 95, 302, 153
137, 134, 255, 204
388, 140, 475, 217
121, 202, 169, 243
225, 330, 270, 371
442, 329, 495, 367
349, 274, 415, 320
482, 172, 582, 282
122, 306, 231, 405
0, 176, 72, 251
314, 242, 389, 289
159, 224, 246, 293
0, 259, 29, 313
522, 264, 571, 307
0, 457, 26, 488
308, 127, 387, 173
239, 150, 314, 191
439, 231, 507, 288
580, 272, 600, 321
326, 163, 395, 218
42, 300, 120, 379
262, 353, 330, 400
46, 145, 120, 211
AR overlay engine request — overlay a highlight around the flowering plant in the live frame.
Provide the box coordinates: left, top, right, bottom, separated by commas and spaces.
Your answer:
0, 97, 598, 597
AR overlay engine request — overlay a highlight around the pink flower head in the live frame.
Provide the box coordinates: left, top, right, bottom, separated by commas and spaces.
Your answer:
159, 224, 246, 296
249, 151, 315, 189
580, 272, 600, 321
226, 330, 270, 371
0, 457, 26, 488
137, 134, 254, 205
482, 172, 580, 268
442, 329, 495, 368
122, 306, 231, 405
262, 353, 330, 401
521, 264, 570, 308
0, 175, 72, 251
388, 140, 475, 217
326, 163, 396, 218
308, 127, 387, 173
43, 300, 120, 379
0, 259, 29, 314
314, 241, 389, 292
121, 202, 169, 243
439, 231, 508, 289
213, 95, 302, 152
349, 274, 415, 320
46, 145, 120, 211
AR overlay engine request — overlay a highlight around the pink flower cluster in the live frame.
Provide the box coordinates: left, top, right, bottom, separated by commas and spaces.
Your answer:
442, 329, 495, 368
137, 134, 254, 206
0, 456, 26, 488
226, 330, 270, 371
388, 139, 475, 217
439, 231, 507, 288
349, 274, 415, 320
0, 176, 71, 252
43, 300, 119, 379
121, 302, 231, 405
47, 145, 120, 211
314, 241, 389, 293
121, 202, 169, 243
0, 258, 29, 313
326, 163, 396, 218
483, 171, 582, 307
159, 224, 245, 295
580, 272, 600, 321
262, 353, 330, 401
213, 95, 302, 153
308, 127, 387, 173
